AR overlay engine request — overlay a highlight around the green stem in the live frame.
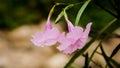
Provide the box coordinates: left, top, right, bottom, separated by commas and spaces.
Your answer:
88, 40, 102, 64
82, 54, 102, 68
64, 5, 73, 19
75, 0, 91, 26
55, 4, 74, 23
96, 51, 102, 55
49, 5, 56, 17
49, 3, 67, 17
64, 4, 74, 18
98, 18, 117, 35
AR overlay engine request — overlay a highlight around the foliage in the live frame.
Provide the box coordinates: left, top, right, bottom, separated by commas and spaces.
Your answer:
0, 0, 120, 68
0, 0, 51, 30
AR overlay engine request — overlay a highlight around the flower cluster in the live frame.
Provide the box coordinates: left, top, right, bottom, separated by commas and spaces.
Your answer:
31, 15, 92, 54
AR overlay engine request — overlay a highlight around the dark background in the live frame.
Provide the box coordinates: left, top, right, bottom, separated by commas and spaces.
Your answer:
0, 0, 120, 38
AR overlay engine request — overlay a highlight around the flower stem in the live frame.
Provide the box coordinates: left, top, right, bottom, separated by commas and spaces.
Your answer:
88, 40, 102, 64
49, 3, 66, 17
64, 4, 74, 19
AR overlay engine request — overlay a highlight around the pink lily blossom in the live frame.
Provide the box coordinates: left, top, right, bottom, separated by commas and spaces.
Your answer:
57, 18, 92, 54
31, 16, 60, 47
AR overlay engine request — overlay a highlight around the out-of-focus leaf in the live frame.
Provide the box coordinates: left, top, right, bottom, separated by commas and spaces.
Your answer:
110, 44, 120, 58
55, 4, 74, 23
114, 0, 120, 15
75, 0, 91, 26
95, 44, 120, 67
106, 19, 120, 34
109, 57, 120, 67
84, 53, 89, 68
93, 0, 118, 18
55, 11, 64, 23
100, 44, 113, 68
88, 41, 101, 64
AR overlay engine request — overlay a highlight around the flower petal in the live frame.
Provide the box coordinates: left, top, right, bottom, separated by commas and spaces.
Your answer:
67, 26, 83, 43
31, 32, 44, 46
83, 22, 92, 37
80, 22, 92, 43
43, 27, 60, 46
57, 33, 71, 51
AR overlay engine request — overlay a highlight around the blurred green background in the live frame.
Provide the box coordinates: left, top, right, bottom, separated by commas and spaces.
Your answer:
0, 0, 119, 38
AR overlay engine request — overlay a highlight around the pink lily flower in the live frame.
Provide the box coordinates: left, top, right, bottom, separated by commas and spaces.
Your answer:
31, 16, 60, 47
57, 18, 92, 54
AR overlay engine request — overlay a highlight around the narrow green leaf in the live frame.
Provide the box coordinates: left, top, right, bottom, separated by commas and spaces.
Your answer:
88, 40, 102, 64
84, 53, 89, 68
96, 49, 120, 67
114, 0, 120, 15
109, 57, 120, 67
49, 3, 67, 16
110, 44, 120, 58
55, 4, 74, 23
82, 53, 103, 68
100, 44, 113, 68
98, 18, 117, 35
55, 11, 64, 23
75, 0, 91, 26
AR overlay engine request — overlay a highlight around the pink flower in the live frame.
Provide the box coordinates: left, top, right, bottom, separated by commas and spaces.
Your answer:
57, 18, 92, 54
31, 16, 60, 47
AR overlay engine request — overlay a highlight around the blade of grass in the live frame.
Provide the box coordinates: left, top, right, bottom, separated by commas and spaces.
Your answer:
55, 4, 74, 23
110, 44, 120, 58
93, 0, 118, 18
88, 40, 102, 64
100, 44, 113, 68
75, 0, 91, 26
109, 57, 120, 67
82, 54, 102, 68
96, 50, 120, 67
98, 18, 117, 35
55, 11, 64, 23
84, 53, 89, 68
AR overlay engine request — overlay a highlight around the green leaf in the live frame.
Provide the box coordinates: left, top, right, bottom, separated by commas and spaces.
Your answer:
114, 0, 120, 15
55, 11, 64, 23
98, 18, 117, 35
109, 57, 120, 67
110, 44, 120, 58
55, 4, 74, 23
100, 44, 113, 68
84, 53, 89, 68
75, 0, 91, 26
88, 40, 102, 64
96, 46, 120, 67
